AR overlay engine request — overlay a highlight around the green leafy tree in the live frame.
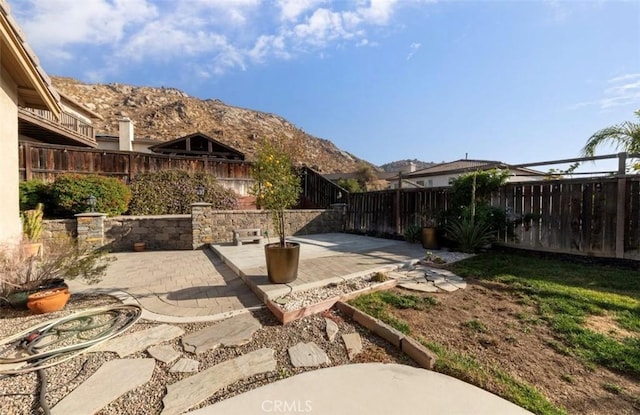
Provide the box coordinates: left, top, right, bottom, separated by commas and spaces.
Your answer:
250, 140, 301, 246
337, 178, 363, 193
582, 110, 640, 170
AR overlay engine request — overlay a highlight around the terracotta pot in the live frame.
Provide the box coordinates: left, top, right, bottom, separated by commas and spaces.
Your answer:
22, 242, 42, 258
8, 278, 68, 310
27, 287, 70, 314
421, 227, 439, 250
264, 242, 300, 284
133, 242, 146, 252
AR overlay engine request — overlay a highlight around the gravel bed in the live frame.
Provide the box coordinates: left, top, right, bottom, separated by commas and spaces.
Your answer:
0, 294, 415, 415
275, 274, 387, 311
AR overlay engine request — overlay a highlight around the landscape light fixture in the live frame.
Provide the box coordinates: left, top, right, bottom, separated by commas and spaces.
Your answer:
87, 195, 97, 212
196, 184, 205, 202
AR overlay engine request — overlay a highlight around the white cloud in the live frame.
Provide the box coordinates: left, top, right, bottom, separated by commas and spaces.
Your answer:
12, 0, 435, 78
15, 0, 157, 59
569, 73, 640, 111
406, 42, 421, 60
278, 0, 327, 22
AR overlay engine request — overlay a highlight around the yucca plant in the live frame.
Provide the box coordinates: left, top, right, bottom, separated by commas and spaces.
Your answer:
445, 216, 495, 253
21, 203, 44, 242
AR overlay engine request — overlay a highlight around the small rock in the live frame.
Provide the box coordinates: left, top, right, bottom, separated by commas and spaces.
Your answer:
342, 333, 363, 360
325, 318, 339, 342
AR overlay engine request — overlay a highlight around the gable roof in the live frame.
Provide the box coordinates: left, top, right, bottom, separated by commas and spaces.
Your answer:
148, 132, 245, 160
0, 0, 60, 116
393, 159, 544, 180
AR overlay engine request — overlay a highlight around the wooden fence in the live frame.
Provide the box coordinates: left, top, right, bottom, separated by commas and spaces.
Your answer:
18, 142, 252, 182
343, 175, 640, 260
299, 166, 348, 208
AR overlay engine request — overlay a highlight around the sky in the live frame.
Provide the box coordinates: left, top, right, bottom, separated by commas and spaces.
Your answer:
10, 0, 640, 171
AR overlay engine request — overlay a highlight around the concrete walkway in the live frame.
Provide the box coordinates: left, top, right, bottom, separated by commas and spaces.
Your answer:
187, 363, 533, 415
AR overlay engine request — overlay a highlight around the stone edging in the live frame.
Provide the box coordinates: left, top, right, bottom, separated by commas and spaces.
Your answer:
335, 301, 437, 370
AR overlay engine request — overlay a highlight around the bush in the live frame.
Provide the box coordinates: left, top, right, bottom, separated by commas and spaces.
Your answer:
128, 170, 238, 215
19, 180, 50, 211
49, 174, 131, 217
445, 217, 496, 253
403, 224, 422, 243
337, 178, 363, 193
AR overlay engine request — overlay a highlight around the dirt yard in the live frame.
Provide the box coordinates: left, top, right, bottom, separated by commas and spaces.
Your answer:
387, 280, 640, 415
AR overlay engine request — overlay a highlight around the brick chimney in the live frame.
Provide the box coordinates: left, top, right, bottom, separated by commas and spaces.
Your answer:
118, 117, 134, 151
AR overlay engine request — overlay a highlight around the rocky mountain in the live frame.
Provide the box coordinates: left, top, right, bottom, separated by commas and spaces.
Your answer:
380, 159, 436, 173
51, 77, 366, 173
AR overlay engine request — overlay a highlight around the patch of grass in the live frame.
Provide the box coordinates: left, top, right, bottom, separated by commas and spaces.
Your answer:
349, 291, 413, 334
421, 339, 566, 415
602, 382, 623, 394
451, 253, 640, 376
461, 319, 489, 333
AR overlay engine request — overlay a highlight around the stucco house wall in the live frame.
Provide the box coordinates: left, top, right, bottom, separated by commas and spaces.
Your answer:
0, 66, 21, 243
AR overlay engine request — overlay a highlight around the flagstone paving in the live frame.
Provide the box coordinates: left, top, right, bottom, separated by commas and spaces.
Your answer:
288, 342, 330, 368
325, 318, 339, 342
170, 357, 199, 373
147, 345, 181, 364
181, 313, 261, 354
50, 359, 155, 415
341, 333, 363, 360
92, 324, 185, 357
161, 348, 277, 415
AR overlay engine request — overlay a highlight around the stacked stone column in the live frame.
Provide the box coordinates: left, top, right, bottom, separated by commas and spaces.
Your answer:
74, 212, 106, 250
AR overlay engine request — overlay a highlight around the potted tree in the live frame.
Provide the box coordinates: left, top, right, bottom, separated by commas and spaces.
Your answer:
250, 140, 302, 283
21, 203, 44, 257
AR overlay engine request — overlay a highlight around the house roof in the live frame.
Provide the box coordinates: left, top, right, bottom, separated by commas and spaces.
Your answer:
148, 132, 245, 160
0, 0, 60, 116
395, 159, 544, 180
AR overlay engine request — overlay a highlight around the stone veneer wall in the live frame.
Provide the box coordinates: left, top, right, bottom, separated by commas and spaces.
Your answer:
104, 215, 192, 251
192, 206, 343, 249
42, 219, 76, 243
42, 208, 343, 252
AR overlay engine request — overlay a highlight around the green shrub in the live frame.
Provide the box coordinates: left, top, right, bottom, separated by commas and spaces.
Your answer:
19, 180, 50, 211
128, 170, 238, 215
337, 178, 363, 193
403, 224, 422, 243
445, 217, 496, 253
50, 174, 131, 217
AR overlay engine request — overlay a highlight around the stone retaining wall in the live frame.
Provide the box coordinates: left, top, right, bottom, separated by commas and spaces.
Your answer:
104, 215, 192, 251
42, 206, 343, 252
192, 206, 343, 249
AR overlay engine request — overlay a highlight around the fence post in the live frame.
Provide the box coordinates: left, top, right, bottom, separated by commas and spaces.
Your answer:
615, 152, 627, 258
24, 142, 32, 180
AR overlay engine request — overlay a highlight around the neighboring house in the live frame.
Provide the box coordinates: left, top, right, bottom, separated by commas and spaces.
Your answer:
18, 90, 102, 147
387, 159, 544, 189
148, 132, 245, 160
1, 0, 61, 243
96, 123, 246, 161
